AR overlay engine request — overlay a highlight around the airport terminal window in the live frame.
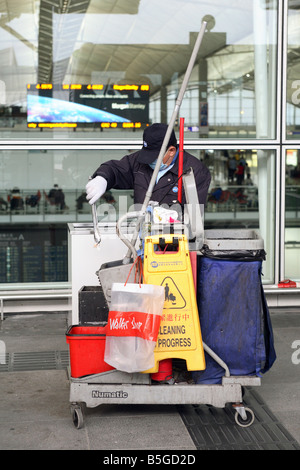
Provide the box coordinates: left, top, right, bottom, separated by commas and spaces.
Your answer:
0, 147, 276, 284
0, 148, 134, 224
203, 148, 276, 284
286, 2, 300, 140
285, 149, 300, 279
0, 0, 278, 140
0, 1, 297, 288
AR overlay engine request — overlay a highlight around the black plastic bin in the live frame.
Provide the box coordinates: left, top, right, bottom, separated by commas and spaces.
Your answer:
78, 286, 109, 324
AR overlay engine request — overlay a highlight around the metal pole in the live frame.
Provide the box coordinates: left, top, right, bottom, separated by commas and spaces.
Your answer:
90, 175, 102, 246
123, 21, 207, 263
92, 203, 101, 245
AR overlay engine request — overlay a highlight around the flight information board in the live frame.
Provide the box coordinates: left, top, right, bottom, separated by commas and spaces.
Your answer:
27, 83, 149, 129
0, 224, 68, 283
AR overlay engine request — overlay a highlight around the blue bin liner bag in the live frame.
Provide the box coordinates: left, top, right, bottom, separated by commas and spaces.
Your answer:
192, 256, 276, 384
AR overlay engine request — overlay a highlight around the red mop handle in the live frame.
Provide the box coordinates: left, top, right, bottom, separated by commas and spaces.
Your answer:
178, 117, 184, 203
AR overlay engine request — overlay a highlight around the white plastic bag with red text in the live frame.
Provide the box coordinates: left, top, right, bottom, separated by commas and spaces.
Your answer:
104, 282, 165, 373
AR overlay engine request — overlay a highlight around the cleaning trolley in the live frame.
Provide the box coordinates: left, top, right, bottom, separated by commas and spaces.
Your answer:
66, 22, 276, 429
66, 169, 276, 429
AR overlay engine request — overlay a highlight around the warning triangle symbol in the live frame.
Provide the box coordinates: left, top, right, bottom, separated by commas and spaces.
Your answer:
161, 276, 186, 310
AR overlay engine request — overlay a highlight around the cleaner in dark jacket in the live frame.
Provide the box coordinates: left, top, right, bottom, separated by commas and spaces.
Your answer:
86, 123, 211, 206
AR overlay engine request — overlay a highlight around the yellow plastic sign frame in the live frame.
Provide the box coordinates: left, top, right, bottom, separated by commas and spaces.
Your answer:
142, 234, 205, 373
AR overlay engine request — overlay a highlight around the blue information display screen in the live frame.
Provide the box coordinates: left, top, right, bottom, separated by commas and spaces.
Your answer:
27, 83, 149, 129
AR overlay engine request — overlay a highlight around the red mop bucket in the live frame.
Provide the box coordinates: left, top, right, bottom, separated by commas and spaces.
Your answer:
66, 323, 114, 378
151, 359, 173, 382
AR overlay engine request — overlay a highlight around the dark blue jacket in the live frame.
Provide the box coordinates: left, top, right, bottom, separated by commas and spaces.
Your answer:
93, 150, 211, 206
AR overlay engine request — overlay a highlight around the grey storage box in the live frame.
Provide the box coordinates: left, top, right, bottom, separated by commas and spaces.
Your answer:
202, 229, 265, 260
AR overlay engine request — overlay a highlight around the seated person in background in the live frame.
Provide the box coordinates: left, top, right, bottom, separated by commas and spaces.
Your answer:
26, 190, 41, 208
48, 184, 66, 210
48, 184, 59, 204
9, 187, 24, 211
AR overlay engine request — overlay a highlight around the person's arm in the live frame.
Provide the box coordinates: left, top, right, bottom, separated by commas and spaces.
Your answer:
92, 153, 136, 190
86, 153, 136, 205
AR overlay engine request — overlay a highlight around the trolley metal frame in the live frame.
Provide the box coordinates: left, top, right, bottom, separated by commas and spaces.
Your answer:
67, 21, 262, 430
68, 358, 260, 429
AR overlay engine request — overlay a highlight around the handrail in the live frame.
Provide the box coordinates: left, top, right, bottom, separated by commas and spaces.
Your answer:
0, 288, 71, 321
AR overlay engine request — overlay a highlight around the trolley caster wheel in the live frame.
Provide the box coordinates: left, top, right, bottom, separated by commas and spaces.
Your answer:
70, 404, 84, 429
234, 405, 255, 428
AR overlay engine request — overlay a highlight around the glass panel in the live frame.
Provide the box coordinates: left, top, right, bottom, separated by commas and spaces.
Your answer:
285, 149, 300, 279
0, 0, 278, 140
204, 148, 276, 283
0, 224, 68, 283
286, 1, 300, 140
0, 148, 134, 222
0, 147, 276, 283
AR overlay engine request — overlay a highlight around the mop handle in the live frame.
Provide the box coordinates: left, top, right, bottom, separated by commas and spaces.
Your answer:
123, 21, 207, 263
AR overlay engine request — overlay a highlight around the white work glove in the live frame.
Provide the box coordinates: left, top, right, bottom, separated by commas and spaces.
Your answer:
86, 176, 107, 205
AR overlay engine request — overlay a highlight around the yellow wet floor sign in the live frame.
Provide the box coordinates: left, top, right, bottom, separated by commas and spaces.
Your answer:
143, 234, 205, 373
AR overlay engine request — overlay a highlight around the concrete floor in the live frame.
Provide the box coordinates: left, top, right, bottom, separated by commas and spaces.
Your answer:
0, 308, 299, 451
